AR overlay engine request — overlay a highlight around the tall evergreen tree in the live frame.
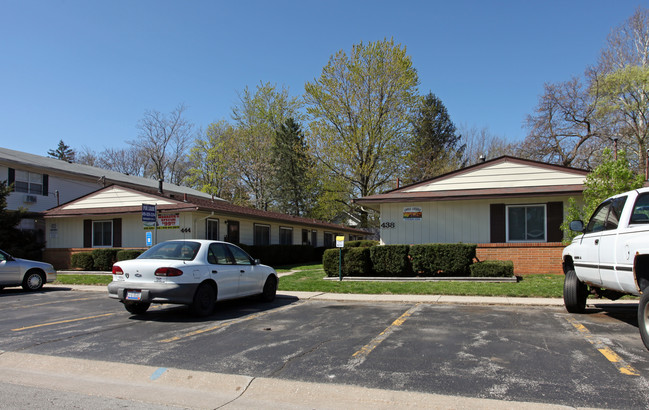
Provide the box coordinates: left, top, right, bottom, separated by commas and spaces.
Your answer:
47, 140, 76, 162
271, 118, 315, 216
0, 180, 40, 258
405, 92, 464, 183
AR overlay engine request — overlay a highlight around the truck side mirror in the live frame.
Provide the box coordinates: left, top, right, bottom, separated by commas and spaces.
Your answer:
569, 220, 585, 232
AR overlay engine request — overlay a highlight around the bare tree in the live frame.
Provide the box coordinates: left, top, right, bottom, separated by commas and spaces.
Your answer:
520, 71, 605, 169
129, 104, 196, 184
96, 147, 148, 176
599, 7, 649, 72
457, 124, 519, 165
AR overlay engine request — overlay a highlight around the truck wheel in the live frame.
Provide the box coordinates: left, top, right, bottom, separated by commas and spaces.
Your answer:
564, 269, 588, 313
638, 291, 649, 350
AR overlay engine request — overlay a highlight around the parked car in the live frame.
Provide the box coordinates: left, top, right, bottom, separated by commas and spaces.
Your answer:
108, 240, 279, 316
0, 249, 57, 291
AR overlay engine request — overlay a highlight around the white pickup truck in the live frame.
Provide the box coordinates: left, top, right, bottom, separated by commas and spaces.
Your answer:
562, 187, 649, 349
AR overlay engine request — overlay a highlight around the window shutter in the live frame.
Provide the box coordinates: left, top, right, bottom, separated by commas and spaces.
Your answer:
8, 168, 15, 190
547, 202, 564, 242
490, 203, 506, 243
83, 219, 92, 248
42, 174, 49, 196
112, 218, 122, 247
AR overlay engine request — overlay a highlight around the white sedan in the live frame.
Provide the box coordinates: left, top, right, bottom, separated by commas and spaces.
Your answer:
108, 240, 279, 316
0, 249, 57, 291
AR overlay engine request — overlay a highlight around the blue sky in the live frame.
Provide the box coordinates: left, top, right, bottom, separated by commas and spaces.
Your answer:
1, 0, 645, 156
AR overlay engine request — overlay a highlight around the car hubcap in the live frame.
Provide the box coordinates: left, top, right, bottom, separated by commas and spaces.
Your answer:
28, 275, 41, 289
644, 302, 649, 334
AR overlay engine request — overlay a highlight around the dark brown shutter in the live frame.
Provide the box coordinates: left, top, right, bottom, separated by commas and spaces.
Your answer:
547, 201, 564, 242
83, 219, 92, 248
42, 174, 49, 196
490, 203, 506, 243
112, 218, 122, 247
8, 168, 15, 190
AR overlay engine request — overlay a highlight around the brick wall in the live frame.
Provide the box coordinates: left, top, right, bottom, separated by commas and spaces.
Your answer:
477, 242, 565, 275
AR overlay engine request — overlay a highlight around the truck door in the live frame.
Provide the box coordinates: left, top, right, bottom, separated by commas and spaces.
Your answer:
598, 196, 627, 290
574, 200, 611, 286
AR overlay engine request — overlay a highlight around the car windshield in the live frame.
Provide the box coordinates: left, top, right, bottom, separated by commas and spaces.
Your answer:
138, 241, 201, 261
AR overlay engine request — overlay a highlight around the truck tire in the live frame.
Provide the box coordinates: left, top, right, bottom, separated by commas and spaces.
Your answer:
638, 291, 649, 350
564, 269, 588, 313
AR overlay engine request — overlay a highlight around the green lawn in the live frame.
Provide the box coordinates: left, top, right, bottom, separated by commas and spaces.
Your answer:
55, 263, 567, 298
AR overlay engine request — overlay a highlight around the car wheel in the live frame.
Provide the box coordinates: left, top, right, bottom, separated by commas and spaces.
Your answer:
190, 283, 216, 317
22, 270, 44, 291
260, 276, 277, 302
638, 291, 649, 350
563, 269, 588, 313
124, 301, 150, 315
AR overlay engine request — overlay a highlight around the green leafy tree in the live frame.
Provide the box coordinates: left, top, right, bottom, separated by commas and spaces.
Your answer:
0, 181, 41, 258
404, 92, 464, 183
561, 148, 644, 242
47, 140, 76, 162
185, 121, 248, 204
305, 38, 419, 227
271, 118, 316, 216
231, 82, 302, 210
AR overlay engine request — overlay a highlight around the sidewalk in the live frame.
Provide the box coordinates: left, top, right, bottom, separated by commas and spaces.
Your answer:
50, 283, 638, 308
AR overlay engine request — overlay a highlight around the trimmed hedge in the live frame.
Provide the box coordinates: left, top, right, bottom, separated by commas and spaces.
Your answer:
410, 244, 477, 276
92, 248, 120, 271
71, 252, 94, 270
345, 240, 379, 248
470, 260, 514, 277
117, 249, 146, 261
323, 247, 371, 277
370, 245, 411, 276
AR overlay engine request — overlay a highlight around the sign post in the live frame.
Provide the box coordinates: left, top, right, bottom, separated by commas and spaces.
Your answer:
142, 204, 157, 246
336, 235, 345, 281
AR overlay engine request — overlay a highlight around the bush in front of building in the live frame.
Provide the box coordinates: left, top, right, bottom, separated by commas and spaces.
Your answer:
370, 245, 411, 276
469, 260, 514, 277
323, 247, 372, 277
70, 252, 94, 271
345, 240, 380, 248
92, 248, 120, 271
117, 249, 146, 261
409, 244, 477, 276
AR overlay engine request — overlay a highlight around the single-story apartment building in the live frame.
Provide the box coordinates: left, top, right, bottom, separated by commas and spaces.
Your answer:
43, 184, 368, 269
354, 156, 589, 274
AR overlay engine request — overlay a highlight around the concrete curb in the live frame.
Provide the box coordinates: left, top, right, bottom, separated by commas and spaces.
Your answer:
0, 351, 576, 409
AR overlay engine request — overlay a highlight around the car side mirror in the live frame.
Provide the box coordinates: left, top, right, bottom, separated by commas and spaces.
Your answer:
569, 220, 585, 232
254, 259, 261, 265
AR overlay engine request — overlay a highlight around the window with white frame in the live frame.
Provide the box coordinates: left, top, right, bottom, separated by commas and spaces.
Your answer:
14, 170, 43, 195
280, 227, 293, 245
93, 220, 113, 247
206, 218, 219, 240
254, 224, 270, 246
506, 204, 546, 242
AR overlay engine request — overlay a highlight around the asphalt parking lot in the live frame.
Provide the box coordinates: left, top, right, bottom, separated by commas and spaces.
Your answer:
1, 287, 649, 408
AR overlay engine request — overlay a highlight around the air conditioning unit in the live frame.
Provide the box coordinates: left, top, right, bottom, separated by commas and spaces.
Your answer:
23, 195, 37, 204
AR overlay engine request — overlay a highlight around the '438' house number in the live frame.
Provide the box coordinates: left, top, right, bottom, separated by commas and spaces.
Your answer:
381, 222, 396, 229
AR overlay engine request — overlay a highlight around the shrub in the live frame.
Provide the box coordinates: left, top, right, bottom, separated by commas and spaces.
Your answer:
343, 247, 371, 276
117, 249, 145, 261
70, 252, 94, 271
92, 248, 120, 271
344, 240, 379, 248
323, 248, 342, 277
470, 260, 514, 277
370, 245, 411, 276
409, 244, 477, 276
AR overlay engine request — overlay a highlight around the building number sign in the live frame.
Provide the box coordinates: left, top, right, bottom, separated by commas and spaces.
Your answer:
381, 222, 396, 229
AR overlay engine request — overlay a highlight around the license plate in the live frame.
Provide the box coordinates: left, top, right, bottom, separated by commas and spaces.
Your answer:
126, 290, 142, 301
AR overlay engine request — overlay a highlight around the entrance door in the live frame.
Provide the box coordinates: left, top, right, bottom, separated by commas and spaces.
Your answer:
226, 221, 239, 243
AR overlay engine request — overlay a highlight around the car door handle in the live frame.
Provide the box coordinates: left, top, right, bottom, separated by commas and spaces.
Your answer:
595, 239, 599, 245
240, 270, 245, 273
212, 270, 218, 274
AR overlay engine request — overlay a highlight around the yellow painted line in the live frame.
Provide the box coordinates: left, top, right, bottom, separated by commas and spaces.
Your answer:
12, 313, 115, 331
351, 304, 420, 362
159, 303, 301, 343
564, 316, 640, 376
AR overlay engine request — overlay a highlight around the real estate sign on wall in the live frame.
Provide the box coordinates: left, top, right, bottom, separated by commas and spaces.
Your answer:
143, 213, 180, 230
403, 207, 422, 221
